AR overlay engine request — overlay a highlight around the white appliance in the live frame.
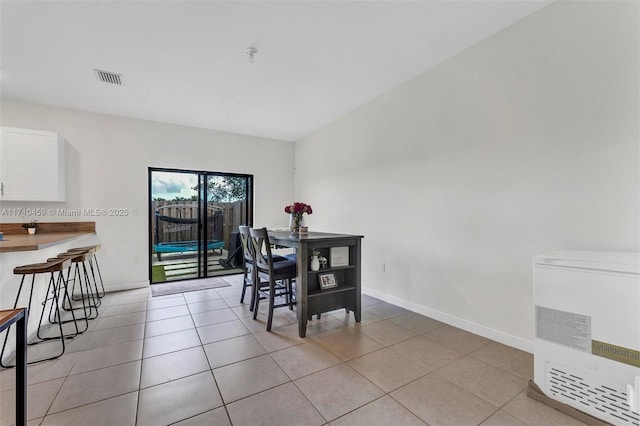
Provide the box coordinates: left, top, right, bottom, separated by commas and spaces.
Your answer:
534, 250, 640, 426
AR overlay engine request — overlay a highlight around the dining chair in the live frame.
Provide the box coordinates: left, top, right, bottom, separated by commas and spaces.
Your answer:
238, 226, 259, 311
248, 227, 297, 331
238, 226, 288, 312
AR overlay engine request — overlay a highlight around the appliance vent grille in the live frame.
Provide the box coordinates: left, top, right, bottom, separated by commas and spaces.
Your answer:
546, 362, 639, 425
94, 69, 122, 85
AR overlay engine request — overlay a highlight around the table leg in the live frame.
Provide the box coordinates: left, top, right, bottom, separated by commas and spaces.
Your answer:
299, 315, 308, 338
297, 273, 308, 337
297, 242, 308, 338
16, 309, 27, 426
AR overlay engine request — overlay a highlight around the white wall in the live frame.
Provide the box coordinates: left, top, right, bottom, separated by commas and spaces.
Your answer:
0, 99, 295, 295
295, 1, 639, 351
0, 100, 293, 361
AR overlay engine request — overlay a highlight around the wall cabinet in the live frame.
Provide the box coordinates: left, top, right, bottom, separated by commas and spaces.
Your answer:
0, 127, 65, 202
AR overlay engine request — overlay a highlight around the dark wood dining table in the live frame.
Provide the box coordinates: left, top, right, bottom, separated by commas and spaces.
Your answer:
0, 308, 28, 426
268, 231, 363, 337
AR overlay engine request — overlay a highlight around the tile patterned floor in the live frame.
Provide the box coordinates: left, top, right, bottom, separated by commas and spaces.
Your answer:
0, 274, 588, 426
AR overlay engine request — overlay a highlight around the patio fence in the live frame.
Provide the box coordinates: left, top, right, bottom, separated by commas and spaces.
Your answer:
151, 200, 247, 249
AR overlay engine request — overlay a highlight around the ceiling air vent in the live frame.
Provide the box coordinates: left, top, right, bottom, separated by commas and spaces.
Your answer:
94, 69, 123, 85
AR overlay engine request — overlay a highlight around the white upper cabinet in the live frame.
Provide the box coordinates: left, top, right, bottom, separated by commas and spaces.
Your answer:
0, 127, 66, 202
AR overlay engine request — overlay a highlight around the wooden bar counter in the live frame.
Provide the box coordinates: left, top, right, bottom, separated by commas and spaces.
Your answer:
0, 222, 95, 253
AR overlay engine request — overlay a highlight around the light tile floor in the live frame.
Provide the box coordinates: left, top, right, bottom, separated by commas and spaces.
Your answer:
0, 274, 588, 426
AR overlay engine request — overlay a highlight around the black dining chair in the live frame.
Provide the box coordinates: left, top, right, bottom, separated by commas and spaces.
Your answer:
238, 226, 257, 310
248, 227, 297, 331
238, 226, 289, 312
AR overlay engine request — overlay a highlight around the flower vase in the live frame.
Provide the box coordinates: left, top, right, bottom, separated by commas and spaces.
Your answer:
27, 228, 36, 235
310, 255, 320, 271
289, 213, 305, 233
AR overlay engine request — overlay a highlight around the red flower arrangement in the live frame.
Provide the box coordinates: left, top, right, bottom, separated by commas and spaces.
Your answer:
285, 202, 312, 232
284, 202, 313, 215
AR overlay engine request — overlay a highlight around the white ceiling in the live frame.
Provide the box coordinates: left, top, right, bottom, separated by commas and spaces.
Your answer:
0, 1, 551, 142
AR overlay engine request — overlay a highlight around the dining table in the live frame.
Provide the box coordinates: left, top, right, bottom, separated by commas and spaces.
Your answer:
0, 308, 27, 426
268, 230, 363, 337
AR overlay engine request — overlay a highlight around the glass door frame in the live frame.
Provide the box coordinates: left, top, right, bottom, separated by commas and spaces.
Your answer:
148, 166, 254, 284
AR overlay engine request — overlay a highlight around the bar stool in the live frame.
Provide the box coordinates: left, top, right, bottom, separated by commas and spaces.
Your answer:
27, 258, 81, 342
42, 254, 91, 336
68, 245, 105, 298
0, 257, 74, 367
47, 253, 94, 332
58, 249, 101, 318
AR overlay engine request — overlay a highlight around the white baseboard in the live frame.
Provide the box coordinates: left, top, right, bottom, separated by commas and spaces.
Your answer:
105, 280, 150, 293
362, 287, 533, 354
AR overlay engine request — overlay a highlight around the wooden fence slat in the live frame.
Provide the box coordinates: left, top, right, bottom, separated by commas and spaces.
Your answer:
151, 200, 246, 250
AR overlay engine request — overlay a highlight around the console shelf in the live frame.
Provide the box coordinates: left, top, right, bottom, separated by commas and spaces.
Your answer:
268, 231, 363, 337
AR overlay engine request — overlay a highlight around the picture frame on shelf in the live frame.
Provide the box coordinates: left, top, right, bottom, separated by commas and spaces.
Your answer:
330, 246, 349, 267
318, 272, 338, 290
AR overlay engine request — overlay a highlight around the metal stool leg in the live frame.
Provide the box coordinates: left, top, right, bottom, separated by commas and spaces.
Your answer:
36, 271, 73, 342
59, 263, 91, 331
49, 268, 82, 336
89, 255, 106, 298
81, 260, 101, 310
0, 275, 29, 368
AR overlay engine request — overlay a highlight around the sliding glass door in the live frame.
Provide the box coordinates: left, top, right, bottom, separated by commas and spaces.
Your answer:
149, 168, 253, 284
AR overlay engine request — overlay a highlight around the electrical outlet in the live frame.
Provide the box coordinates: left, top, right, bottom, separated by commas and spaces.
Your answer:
379, 262, 386, 272
132, 256, 140, 264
